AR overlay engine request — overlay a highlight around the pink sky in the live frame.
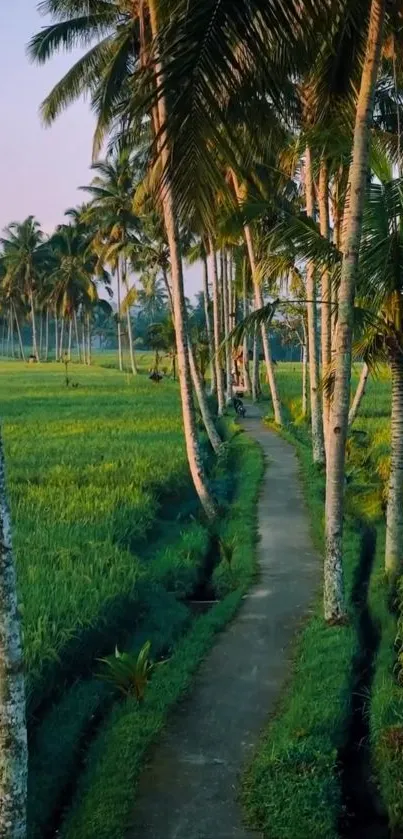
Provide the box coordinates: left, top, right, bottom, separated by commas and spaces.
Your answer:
0, 2, 201, 298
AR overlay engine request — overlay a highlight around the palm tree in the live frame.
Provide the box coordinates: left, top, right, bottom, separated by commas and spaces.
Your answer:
81, 152, 140, 375
325, 0, 386, 622
137, 269, 168, 320
29, 0, 342, 520
1, 217, 45, 359
46, 223, 104, 360
303, 148, 326, 462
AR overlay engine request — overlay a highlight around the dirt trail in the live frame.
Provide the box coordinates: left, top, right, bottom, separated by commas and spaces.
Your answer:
129, 405, 319, 838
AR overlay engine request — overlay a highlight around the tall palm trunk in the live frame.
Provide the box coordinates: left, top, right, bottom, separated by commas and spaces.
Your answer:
0, 429, 27, 839
68, 318, 73, 361
223, 252, 232, 403
231, 171, 282, 423
252, 328, 260, 402
86, 313, 92, 366
242, 267, 252, 394
202, 253, 216, 395
81, 316, 87, 365
45, 308, 49, 362
39, 312, 43, 360
73, 310, 81, 363
122, 258, 137, 375
188, 342, 222, 454
302, 317, 308, 418
385, 352, 403, 577
54, 308, 59, 361
243, 224, 283, 424
161, 266, 174, 313
6, 316, 10, 359
305, 146, 326, 464
208, 238, 225, 416
148, 0, 217, 519
29, 291, 39, 360
116, 262, 123, 372
325, 0, 385, 622
319, 157, 332, 440
13, 305, 25, 362
60, 318, 65, 359
348, 363, 369, 425
9, 308, 15, 360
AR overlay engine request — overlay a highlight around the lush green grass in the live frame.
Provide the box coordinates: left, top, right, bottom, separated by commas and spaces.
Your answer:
244, 363, 403, 837
242, 408, 360, 839
53, 429, 263, 839
0, 361, 198, 710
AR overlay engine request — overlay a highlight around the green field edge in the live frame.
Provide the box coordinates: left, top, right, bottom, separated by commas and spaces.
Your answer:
28, 425, 264, 839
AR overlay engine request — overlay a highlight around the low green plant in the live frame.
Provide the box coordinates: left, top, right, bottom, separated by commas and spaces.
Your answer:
97, 641, 164, 702
218, 537, 235, 565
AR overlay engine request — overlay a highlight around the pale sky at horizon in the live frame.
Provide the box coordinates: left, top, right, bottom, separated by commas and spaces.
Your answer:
0, 3, 202, 299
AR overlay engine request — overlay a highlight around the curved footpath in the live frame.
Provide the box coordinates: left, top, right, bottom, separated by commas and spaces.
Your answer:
129, 405, 319, 839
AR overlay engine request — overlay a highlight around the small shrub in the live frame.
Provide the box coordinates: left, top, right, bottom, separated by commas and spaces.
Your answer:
97, 641, 164, 703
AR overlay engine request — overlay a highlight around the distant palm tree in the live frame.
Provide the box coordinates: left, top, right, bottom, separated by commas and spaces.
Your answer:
1, 217, 45, 359
137, 270, 168, 320
47, 223, 106, 361
82, 152, 141, 374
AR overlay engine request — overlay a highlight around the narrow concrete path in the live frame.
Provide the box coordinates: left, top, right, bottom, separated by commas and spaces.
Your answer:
129, 406, 319, 839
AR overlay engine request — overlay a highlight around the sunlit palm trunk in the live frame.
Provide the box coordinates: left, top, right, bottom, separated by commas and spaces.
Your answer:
223, 252, 232, 403
208, 238, 225, 416
385, 353, 403, 577
123, 260, 138, 375
231, 172, 282, 423
73, 311, 81, 363
325, 0, 385, 622
243, 223, 283, 424
305, 146, 325, 464
13, 306, 25, 362
188, 342, 222, 454
30, 292, 39, 360
0, 430, 27, 839
319, 157, 332, 442
252, 328, 260, 402
348, 363, 369, 425
116, 262, 123, 372
202, 253, 216, 395
149, 0, 218, 519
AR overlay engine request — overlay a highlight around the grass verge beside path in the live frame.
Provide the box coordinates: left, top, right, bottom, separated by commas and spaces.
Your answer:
48, 427, 263, 839
243, 422, 360, 839
368, 526, 403, 834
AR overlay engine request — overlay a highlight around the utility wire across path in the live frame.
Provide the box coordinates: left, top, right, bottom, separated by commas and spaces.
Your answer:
129, 404, 319, 839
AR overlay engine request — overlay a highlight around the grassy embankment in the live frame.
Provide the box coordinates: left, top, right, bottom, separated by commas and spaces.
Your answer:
244, 364, 403, 838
